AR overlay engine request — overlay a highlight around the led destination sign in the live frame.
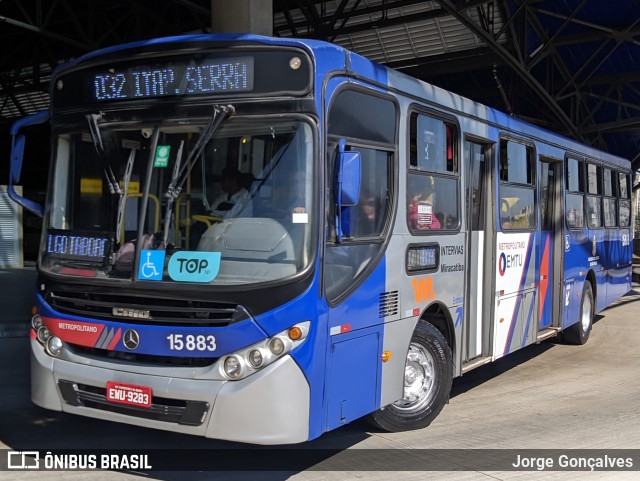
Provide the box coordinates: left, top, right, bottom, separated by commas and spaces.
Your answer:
53, 50, 311, 108
93, 57, 254, 101
46, 229, 111, 263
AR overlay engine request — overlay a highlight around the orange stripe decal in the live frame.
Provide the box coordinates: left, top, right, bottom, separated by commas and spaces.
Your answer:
538, 236, 550, 323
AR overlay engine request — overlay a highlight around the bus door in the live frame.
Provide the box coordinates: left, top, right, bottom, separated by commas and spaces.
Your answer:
537, 157, 563, 335
323, 86, 398, 430
463, 139, 493, 366
493, 139, 537, 359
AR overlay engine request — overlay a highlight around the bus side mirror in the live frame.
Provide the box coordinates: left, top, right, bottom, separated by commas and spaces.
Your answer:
7, 110, 49, 217
10, 135, 25, 183
338, 150, 361, 206
334, 139, 361, 242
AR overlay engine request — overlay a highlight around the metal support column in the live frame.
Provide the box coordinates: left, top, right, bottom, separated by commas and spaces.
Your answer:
211, 0, 272, 36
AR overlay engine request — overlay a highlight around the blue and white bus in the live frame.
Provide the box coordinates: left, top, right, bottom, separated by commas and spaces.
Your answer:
8, 34, 633, 444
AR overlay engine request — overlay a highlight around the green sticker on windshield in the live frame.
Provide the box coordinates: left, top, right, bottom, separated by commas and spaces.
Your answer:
154, 145, 171, 168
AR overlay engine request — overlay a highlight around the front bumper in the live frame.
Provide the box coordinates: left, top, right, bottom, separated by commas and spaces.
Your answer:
31, 337, 310, 444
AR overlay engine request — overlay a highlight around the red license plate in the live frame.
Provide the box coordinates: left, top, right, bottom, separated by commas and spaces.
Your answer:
106, 381, 152, 408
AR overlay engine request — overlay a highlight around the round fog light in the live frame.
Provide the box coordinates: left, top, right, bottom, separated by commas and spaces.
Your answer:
31, 315, 43, 330
269, 337, 285, 356
223, 356, 242, 379
46, 336, 63, 357
248, 349, 263, 368
37, 326, 51, 344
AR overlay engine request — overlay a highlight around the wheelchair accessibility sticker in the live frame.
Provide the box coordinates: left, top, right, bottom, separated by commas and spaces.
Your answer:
168, 251, 221, 283
138, 250, 165, 281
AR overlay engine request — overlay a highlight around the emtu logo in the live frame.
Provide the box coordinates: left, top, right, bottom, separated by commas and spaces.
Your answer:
498, 252, 523, 276
499, 252, 507, 276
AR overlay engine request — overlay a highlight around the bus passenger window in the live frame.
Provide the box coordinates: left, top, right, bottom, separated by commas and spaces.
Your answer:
406, 174, 460, 231
586, 196, 602, 229
566, 194, 585, 228
408, 175, 440, 230
334, 147, 391, 239
324, 144, 393, 300
500, 140, 533, 184
619, 200, 631, 227
409, 113, 456, 174
619, 172, 631, 227
565, 157, 585, 229
499, 188, 535, 230
603, 168, 617, 228
407, 111, 459, 233
325, 88, 397, 303
586, 163, 602, 229
498, 139, 535, 230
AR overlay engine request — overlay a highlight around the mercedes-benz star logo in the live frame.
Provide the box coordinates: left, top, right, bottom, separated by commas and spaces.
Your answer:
123, 329, 140, 350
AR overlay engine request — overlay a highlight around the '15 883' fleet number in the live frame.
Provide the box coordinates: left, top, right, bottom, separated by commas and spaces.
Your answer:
166, 334, 216, 352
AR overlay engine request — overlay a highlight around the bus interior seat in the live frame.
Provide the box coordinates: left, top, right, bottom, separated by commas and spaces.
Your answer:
197, 218, 296, 281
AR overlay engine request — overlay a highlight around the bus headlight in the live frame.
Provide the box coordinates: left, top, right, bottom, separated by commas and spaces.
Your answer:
269, 338, 285, 356
219, 321, 310, 380
46, 336, 63, 357
37, 326, 51, 344
31, 315, 43, 330
223, 355, 243, 379
248, 349, 264, 368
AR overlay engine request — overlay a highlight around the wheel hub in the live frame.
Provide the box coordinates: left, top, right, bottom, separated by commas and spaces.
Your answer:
405, 365, 418, 385
394, 342, 437, 412
581, 288, 593, 332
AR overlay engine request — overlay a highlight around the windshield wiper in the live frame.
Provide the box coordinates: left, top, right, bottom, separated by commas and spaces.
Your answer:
115, 147, 137, 244
162, 140, 184, 248
161, 104, 235, 248
86, 113, 121, 195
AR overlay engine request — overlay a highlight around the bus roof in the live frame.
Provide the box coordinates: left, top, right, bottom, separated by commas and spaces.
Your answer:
55, 33, 629, 170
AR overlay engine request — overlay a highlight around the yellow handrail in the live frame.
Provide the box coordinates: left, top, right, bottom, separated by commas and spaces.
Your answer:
175, 194, 222, 246
191, 214, 222, 229
175, 193, 189, 246
120, 193, 160, 244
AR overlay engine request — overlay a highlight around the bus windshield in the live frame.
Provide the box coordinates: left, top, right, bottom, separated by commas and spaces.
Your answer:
42, 118, 315, 286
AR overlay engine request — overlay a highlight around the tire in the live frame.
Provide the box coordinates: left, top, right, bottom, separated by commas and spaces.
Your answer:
563, 280, 594, 345
368, 321, 453, 432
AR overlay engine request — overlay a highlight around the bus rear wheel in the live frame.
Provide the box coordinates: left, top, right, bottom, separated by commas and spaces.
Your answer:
563, 281, 594, 345
368, 321, 452, 432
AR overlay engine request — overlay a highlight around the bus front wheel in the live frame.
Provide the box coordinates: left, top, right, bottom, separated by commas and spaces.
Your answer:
368, 321, 452, 432
563, 280, 594, 345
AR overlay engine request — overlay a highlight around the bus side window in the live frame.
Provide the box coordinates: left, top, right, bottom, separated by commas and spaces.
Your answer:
499, 139, 535, 230
325, 88, 397, 303
407, 112, 459, 232
565, 157, 585, 229
603, 167, 617, 228
618, 171, 631, 227
585, 162, 602, 229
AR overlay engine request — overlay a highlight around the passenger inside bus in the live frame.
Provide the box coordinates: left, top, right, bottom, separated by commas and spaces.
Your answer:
209, 167, 252, 218
408, 175, 441, 230
360, 195, 377, 231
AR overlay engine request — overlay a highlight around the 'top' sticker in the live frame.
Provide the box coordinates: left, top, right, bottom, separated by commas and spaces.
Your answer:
168, 251, 221, 283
